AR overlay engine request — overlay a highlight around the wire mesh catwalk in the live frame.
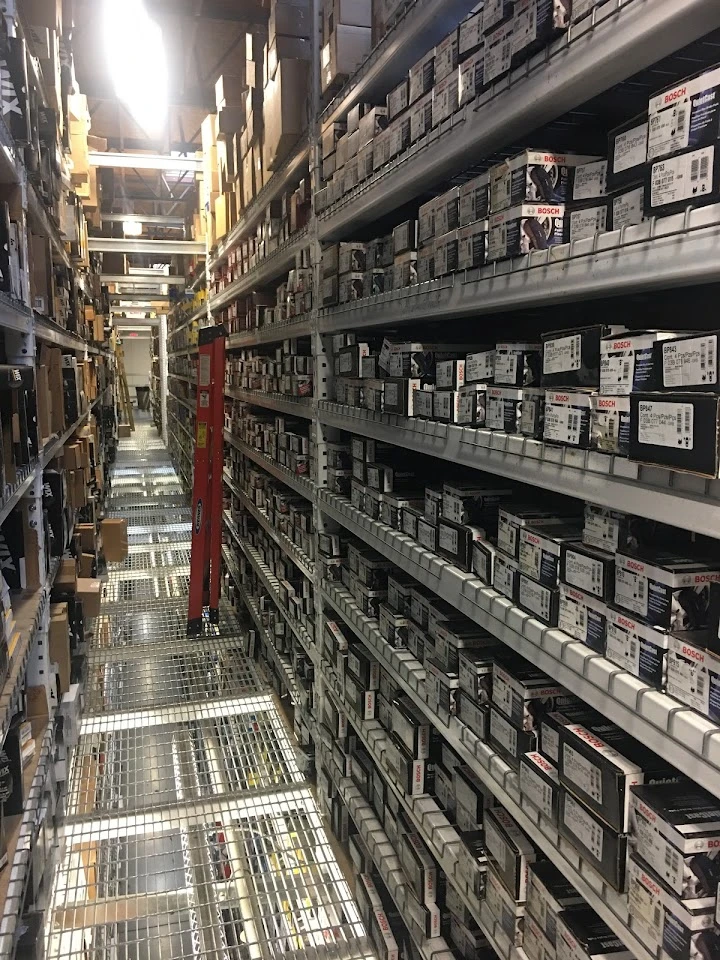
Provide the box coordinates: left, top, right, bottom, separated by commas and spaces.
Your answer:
45, 418, 375, 960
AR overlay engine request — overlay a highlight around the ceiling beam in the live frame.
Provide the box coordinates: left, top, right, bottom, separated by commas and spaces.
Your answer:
101, 274, 188, 286
102, 214, 187, 227
89, 152, 202, 173
83, 84, 215, 111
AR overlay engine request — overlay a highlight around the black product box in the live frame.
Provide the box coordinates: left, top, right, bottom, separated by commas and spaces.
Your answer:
416, 517, 438, 553
460, 174, 490, 225
472, 538, 497, 585
455, 764, 493, 828
645, 145, 720, 217
647, 65, 720, 164
488, 204, 566, 260
542, 325, 619, 390
520, 387, 546, 438
558, 720, 679, 832
457, 830, 488, 900
494, 342, 542, 387
494, 551, 520, 602
489, 705, 537, 770
486, 869, 525, 946
433, 620, 494, 675
436, 359, 465, 390
391, 694, 434, 759
483, 0, 514, 33
380, 493, 424, 531
519, 523, 583, 588
605, 606, 669, 689
520, 750, 560, 825
629, 781, 720, 903
484, 806, 537, 901
443, 481, 511, 527
425, 657, 459, 724
346, 643, 380, 689
398, 830, 438, 904
486, 385, 523, 432
498, 507, 578, 560
425, 486, 442, 525
560, 541, 615, 602
459, 647, 496, 701
654, 332, 720, 393
583, 502, 673, 557
558, 583, 609, 654
491, 150, 594, 211
492, 659, 565, 731
457, 384, 488, 426
600, 331, 679, 395
457, 693, 490, 741
338, 343, 371, 377
411, 387, 434, 419
609, 182, 646, 231
433, 389, 461, 423
543, 390, 593, 448
572, 159, 608, 202
607, 113, 648, 191
518, 574, 560, 627
559, 789, 628, 891
627, 854, 719, 960
556, 906, 633, 960
538, 705, 601, 765
511, 0, 570, 64
629, 392, 720, 478
614, 549, 720, 631
350, 747, 375, 799
409, 585, 434, 628
524, 913, 556, 960
667, 632, 720, 723
383, 378, 422, 416
402, 506, 422, 540
527, 860, 586, 947
343, 670, 376, 720
386, 731, 434, 797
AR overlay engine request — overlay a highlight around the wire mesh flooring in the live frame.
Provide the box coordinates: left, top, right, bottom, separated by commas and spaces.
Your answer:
45, 420, 374, 960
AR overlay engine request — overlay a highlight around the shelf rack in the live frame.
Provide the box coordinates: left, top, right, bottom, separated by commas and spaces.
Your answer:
225, 385, 314, 419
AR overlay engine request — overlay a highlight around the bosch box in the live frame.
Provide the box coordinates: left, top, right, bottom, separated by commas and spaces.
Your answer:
488, 204, 566, 260
647, 65, 720, 163
487, 385, 523, 432
519, 522, 583, 589
485, 807, 538, 901
543, 391, 593, 448
655, 333, 720, 393
498, 506, 578, 560
559, 789, 628, 891
558, 583, 609, 654
494, 342, 542, 387
520, 750, 561, 824
666, 632, 720, 725
555, 906, 633, 960
486, 865, 525, 945
489, 703, 538, 770
520, 387, 546, 439
473, 538, 498, 584
494, 550, 520, 601
560, 541, 615, 602
614, 549, 720, 631
600, 331, 680, 395
518, 575, 561, 627
492, 659, 565, 731
527, 861, 585, 947
590, 395, 630, 456
629, 392, 720, 478
645, 145, 720, 217
490, 150, 597, 212
629, 781, 720, 904
605, 606, 669, 689
607, 114, 648, 191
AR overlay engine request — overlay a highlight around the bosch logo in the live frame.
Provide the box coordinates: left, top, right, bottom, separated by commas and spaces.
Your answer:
664, 87, 687, 103
694, 574, 720, 583
530, 753, 553, 772
553, 394, 570, 402
637, 802, 657, 823
612, 341, 632, 349
492, 214, 505, 224
568, 589, 583, 601
642, 873, 661, 895
570, 726, 606, 750
489, 388, 503, 397
597, 399, 617, 408
536, 206, 561, 215
682, 645, 704, 662
627, 560, 645, 572
706, 839, 720, 848
543, 155, 565, 163
618, 616, 636, 630
526, 534, 541, 545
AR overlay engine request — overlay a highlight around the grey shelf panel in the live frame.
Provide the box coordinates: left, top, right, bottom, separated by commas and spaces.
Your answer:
319, 202, 720, 332
318, 401, 720, 540
226, 315, 313, 349
318, 490, 720, 800
208, 228, 310, 312
317, 0, 720, 240
225, 386, 314, 419
0, 293, 32, 336
223, 431, 315, 501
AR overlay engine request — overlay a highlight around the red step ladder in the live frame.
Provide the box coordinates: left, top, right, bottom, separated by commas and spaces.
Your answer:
187, 325, 226, 635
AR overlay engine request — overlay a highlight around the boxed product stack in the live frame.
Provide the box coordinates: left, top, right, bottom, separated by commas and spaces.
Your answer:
226, 340, 313, 399
627, 781, 720, 960
484, 806, 540, 946
486, 340, 542, 434
226, 404, 312, 478
265, 0, 312, 170
321, 0, 372, 93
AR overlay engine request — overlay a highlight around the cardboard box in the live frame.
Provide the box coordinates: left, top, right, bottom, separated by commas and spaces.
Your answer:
76, 578, 101, 619
101, 519, 128, 562
264, 58, 309, 170
55, 557, 77, 594
48, 603, 70, 695
321, 25, 372, 92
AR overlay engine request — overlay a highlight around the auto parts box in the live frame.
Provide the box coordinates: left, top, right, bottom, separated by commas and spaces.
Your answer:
520, 750, 560, 824
607, 114, 648, 191
543, 391, 593, 448
655, 332, 720, 393
645, 144, 720, 217
488, 204, 567, 260
527, 860, 585, 947
494, 341, 542, 386
559, 789, 628, 890
485, 806, 538, 901
605, 607, 669, 688
542, 325, 623, 390
647, 65, 720, 163
559, 541, 615, 602
558, 584, 609, 654
556, 906, 633, 960
600, 331, 679, 395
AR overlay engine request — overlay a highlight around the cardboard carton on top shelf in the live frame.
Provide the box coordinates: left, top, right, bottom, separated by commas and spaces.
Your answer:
321, 24, 372, 92
215, 74, 247, 111
76, 578, 101, 619
264, 58, 309, 170
269, 0, 311, 43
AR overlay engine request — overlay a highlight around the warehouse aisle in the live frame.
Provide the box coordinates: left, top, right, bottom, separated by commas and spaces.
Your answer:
44, 420, 374, 960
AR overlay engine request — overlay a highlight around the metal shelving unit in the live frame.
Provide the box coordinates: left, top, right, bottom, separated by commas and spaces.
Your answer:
224, 432, 315, 501
226, 315, 313, 350
225, 385, 314, 419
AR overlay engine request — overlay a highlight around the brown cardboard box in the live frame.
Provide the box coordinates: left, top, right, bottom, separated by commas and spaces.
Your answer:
49, 603, 70, 695
101, 519, 128, 562
79, 553, 95, 578
67, 470, 87, 510
264, 59, 310, 170
216, 74, 247, 110
118, 424, 131, 438
26, 686, 50, 726
56, 558, 77, 593
40, 344, 64, 434
76, 579, 101, 618
76, 523, 95, 553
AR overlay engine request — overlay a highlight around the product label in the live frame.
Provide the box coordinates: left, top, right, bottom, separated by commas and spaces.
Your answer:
615, 566, 649, 618
583, 510, 620, 552
600, 352, 635, 394
614, 122, 649, 172
519, 575, 553, 623
494, 352, 519, 384
417, 521, 437, 552
631, 806, 684, 893
485, 24, 513, 85
663, 335, 717, 388
438, 524, 458, 555
562, 744, 603, 803
569, 205, 607, 241
648, 100, 691, 160
542, 724, 560, 765
497, 516, 517, 556
544, 402, 585, 446
564, 550, 605, 597
637, 400, 694, 450
493, 670, 513, 717
512, 0, 537, 54
520, 762, 555, 818
486, 394, 505, 430
519, 537, 542, 581
543, 335, 582, 375
521, 397, 538, 435
563, 793, 603, 862
650, 146, 714, 209
484, 816, 508, 872
385, 382, 399, 407
628, 872, 664, 952
490, 707, 518, 757
612, 185, 645, 230
667, 646, 710, 717
606, 621, 641, 678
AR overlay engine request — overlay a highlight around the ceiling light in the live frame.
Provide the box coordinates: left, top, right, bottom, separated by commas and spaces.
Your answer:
103, 0, 168, 136
122, 220, 143, 236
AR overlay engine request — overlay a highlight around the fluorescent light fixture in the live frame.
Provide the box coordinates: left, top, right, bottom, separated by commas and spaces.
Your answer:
103, 0, 168, 136
122, 220, 143, 237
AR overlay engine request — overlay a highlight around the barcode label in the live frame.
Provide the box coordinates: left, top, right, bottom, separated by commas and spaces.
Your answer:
563, 745, 603, 804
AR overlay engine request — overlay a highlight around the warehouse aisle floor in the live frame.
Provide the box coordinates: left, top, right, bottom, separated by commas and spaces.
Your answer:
43, 418, 375, 960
